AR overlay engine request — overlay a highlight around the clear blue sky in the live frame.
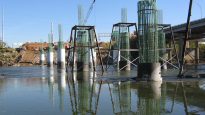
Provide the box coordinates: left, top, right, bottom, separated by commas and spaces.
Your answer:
1, 0, 205, 46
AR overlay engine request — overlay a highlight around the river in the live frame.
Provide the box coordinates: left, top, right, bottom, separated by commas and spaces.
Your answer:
0, 66, 205, 115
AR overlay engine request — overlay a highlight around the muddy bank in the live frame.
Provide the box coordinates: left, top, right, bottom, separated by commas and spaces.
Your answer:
0, 47, 18, 66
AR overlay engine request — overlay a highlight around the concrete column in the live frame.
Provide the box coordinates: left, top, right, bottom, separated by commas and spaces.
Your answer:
195, 41, 199, 64
137, 0, 161, 81
40, 48, 45, 65
47, 48, 54, 67
138, 63, 162, 82
47, 34, 54, 67
57, 48, 65, 68
57, 24, 66, 69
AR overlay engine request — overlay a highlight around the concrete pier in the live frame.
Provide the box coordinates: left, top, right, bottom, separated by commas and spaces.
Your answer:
138, 63, 162, 82
47, 35, 54, 67
57, 24, 66, 69
40, 48, 45, 65
137, 0, 162, 81
47, 47, 54, 67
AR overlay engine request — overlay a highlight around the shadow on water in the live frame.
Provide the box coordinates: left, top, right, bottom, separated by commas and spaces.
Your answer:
0, 66, 205, 115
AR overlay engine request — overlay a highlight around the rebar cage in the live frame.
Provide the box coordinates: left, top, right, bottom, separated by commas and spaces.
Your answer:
138, 0, 159, 63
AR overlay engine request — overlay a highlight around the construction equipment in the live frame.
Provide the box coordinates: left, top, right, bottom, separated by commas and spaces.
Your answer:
83, 0, 96, 25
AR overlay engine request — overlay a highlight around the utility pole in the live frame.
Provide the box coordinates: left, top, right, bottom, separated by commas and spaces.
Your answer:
178, 0, 193, 78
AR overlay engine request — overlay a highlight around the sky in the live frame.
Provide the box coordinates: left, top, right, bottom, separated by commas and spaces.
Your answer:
0, 0, 205, 47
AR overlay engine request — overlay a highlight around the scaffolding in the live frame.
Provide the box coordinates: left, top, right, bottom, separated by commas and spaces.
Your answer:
106, 8, 138, 71
158, 24, 180, 69
106, 23, 138, 71
67, 26, 104, 72
156, 10, 180, 70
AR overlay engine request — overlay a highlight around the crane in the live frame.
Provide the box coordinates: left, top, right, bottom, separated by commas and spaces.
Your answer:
83, 0, 96, 25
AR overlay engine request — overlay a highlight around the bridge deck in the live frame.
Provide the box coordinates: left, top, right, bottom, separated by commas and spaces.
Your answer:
164, 18, 205, 40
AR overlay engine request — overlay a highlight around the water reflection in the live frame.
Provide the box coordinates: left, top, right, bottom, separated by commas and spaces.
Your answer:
0, 67, 205, 115
48, 66, 55, 106
166, 82, 205, 115
108, 81, 162, 115
57, 69, 67, 111
108, 81, 132, 114
137, 82, 162, 115
68, 72, 101, 115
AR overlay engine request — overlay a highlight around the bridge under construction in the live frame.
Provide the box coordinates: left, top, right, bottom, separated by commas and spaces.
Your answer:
37, 0, 205, 81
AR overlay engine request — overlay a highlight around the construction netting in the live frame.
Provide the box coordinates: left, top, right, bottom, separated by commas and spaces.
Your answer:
138, 0, 159, 63
157, 10, 166, 58
158, 30, 166, 57
120, 32, 130, 61
111, 29, 130, 62
76, 30, 89, 64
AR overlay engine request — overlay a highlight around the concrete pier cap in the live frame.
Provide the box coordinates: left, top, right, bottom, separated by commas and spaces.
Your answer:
138, 63, 162, 82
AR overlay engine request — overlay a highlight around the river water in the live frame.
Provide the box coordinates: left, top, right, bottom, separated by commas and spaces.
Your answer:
0, 66, 205, 115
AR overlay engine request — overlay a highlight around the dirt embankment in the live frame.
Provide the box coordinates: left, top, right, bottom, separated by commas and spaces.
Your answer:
0, 35, 138, 67
15, 43, 48, 65
0, 43, 48, 67
0, 47, 18, 66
